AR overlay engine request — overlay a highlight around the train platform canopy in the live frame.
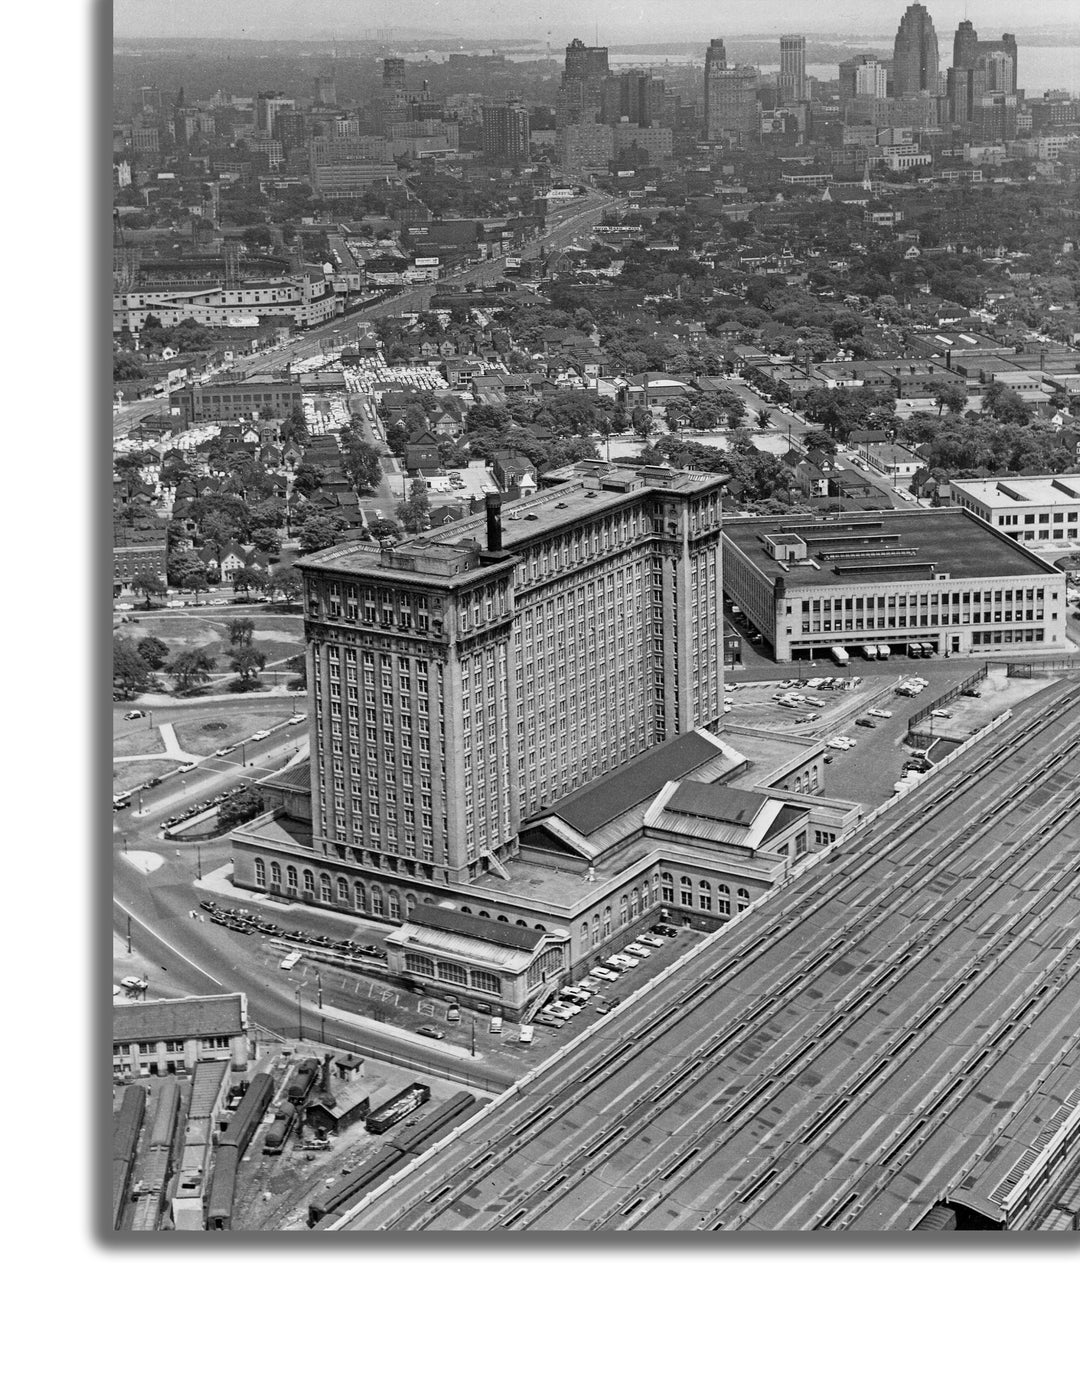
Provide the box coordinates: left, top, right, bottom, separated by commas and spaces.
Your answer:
114, 993, 247, 1044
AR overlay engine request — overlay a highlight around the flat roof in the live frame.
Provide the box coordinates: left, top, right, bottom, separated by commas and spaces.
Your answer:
114, 994, 245, 1043
299, 468, 726, 579
952, 476, 1080, 508
723, 509, 1060, 586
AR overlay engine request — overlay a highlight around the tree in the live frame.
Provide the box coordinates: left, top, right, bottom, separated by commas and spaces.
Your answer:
250, 526, 282, 556
631, 406, 654, 438
291, 463, 322, 498
396, 477, 431, 533
268, 566, 302, 604
182, 568, 210, 604
297, 514, 346, 554
217, 787, 263, 831
167, 550, 203, 588
340, 434, 383, 494
756, 408, 773, 430
369, 518, 400, 540
284, 653, 307, 690
130, 573, 166, 608
136, 636, 170, 671
200, 511, 235, 563
168, 647, 216, 695
113, 636, 152, 698
233, 567, 269, 601
228, 645, 267, 688
228, 617, 256, 649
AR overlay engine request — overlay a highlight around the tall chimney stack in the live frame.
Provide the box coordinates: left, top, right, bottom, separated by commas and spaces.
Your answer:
485, 492, 503, 553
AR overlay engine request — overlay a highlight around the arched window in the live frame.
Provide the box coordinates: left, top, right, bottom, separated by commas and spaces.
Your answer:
437, 960, 468, 986
371, 885, 384, 915
603, 905, 612, 938
619, 895, 628, 925
336, 876, 348, 903
661, 871, 674, 903
319, 873, 332, 902
699, 879, 712, 912
286, 865, 298, 892
478, 910, 491, 919
535, 923, 546, 932
680, 877, 693, 907
461, 905, 472, 914
270, 861, 282, 888
717, 884, 731, 916
497, 914, 508, 922
736, 887, 750, 913
405, 893, 417, 916
515, 918, 527, 927
404, 952, 434, 978
254, 858, 266, 887
354, 880, 366, 912
630, 888, 639, 915
302, 869, 315, 896
388, 891, 401, 921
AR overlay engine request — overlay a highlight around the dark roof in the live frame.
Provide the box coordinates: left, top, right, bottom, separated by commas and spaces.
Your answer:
665, 782, 765, 826
408, 904, 546, 951
763, 804, 808, 843
262, 760, 310, 793
547, 731, 723, 837
114, 994, 245, 1043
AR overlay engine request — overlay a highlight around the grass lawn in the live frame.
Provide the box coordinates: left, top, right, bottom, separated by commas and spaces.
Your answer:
113, 758, 172, 793
113, 718, 166, 755
171, 701, 298, 756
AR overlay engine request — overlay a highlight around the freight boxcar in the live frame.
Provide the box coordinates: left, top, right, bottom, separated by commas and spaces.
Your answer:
219, 1073, 273, 1155
286, 1058, 319, 1105
206, 1144, 238, 1230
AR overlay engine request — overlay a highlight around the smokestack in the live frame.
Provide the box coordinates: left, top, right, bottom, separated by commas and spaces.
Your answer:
485, 493, 503, 553
321, 1053, 332, 1093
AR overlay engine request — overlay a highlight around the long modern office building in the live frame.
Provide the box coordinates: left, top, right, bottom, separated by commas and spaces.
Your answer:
950, 476, 1080, 547
722, 510, 1068, 662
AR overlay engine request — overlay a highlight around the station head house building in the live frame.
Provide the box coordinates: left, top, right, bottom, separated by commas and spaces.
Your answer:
721, 509, 1068, 663
231, 465, 859, 1016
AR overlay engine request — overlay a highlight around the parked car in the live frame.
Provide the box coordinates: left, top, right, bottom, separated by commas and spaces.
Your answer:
624, 943, 652, 958
590, 966, 619, 982
446, 1004, 461, 1024
961, 688, 981, 698
122, 709, 145, 720
214, 745, 236, 757
868, 708, 892, 719
545, 1004, 576, 1021
417, 1025, 445, 1040
930, 709, 951, 719
855, 717, 876, 728
636, 934, 664, 948
651, 924, 678, 938
535, 1013, 563, 1028
607, 953, 639, 969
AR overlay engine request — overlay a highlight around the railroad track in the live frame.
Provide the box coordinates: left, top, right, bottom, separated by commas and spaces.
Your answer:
342, 685, 1080, 1231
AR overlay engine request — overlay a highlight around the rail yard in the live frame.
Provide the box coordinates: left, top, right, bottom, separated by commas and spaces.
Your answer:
333, 680, 1080, 1232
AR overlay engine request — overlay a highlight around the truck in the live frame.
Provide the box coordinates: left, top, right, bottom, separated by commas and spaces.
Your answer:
861, 645, 879, 660
829, 646, 850, 666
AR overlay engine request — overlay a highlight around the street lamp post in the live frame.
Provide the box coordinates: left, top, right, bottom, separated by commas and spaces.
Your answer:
196, 845, 202, 880
127, 909, 132, 955
315, 969, 325, 1043
296, 984, 305, 1042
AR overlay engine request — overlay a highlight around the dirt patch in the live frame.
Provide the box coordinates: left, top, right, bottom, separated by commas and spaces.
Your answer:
113, 759, 173, 792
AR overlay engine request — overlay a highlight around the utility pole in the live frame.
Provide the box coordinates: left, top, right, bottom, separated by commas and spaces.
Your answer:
127, 910, 132, 954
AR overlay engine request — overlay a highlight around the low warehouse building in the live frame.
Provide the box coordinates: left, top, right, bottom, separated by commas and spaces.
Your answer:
722, 509, 1067, 662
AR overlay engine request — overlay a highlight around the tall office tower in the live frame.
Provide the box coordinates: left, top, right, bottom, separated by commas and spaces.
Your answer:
892, 4, 939, 97
704, 63, 760, 142
952, 21, 1017, 91
313, 73, 337, 107
558, 37, 610, 130
778, 35, 807, 103
703, 36, 728, 132
563, 37, 610, 84
382, 57, 407, 91
296, 470, 726, 887
481, 99, 531, 160
602, 70, 665, 126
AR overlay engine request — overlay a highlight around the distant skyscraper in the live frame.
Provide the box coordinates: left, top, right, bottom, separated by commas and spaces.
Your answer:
557, 36, 610, 146
892, 4, 939, 97
313, 73, 337, 107
778, 35, 807, 103
704, 38, 758, 143
950, 21, 1018, 95
382, 57, 407, 91
482, 99, 531, 161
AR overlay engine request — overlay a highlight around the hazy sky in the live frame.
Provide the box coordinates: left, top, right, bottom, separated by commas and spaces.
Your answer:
113, 1, 1078, 42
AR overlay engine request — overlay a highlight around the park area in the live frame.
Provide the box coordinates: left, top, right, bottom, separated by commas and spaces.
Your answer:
118, 608, 304, 689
